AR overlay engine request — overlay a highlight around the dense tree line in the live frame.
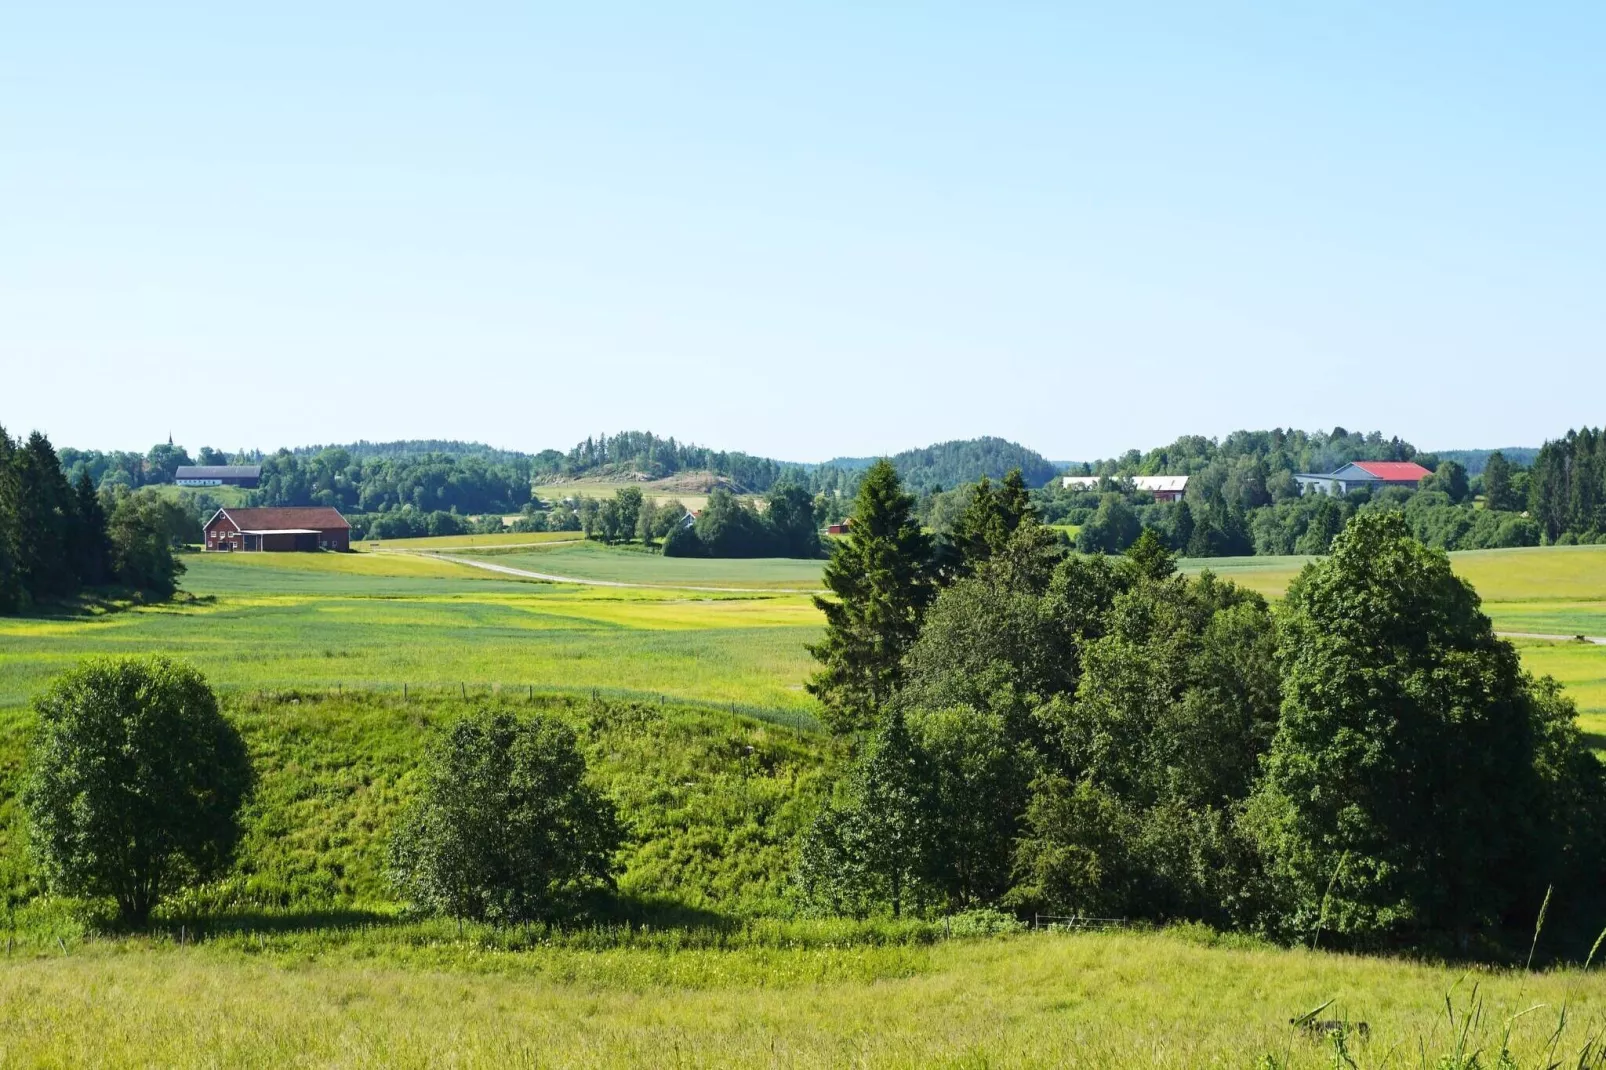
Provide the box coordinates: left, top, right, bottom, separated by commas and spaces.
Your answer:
284, 439, 537, 464
250, 448, 534, 515
799, 465, 1605, 946
59, 439, 219, 492
1023, 427, 1545, 558
660, 486, 822, 559
1529, 428, 1606, 544
0, 428, 184, 613
549, 431, 817, 493
827, 436, 1058, 493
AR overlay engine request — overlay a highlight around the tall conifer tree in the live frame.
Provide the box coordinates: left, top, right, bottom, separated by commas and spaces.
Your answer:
1482, 451, 1515, 512
13, 432, 77, 600
71, 470, 111, 586
806, 460, 932, 733
0, 427, 20, 612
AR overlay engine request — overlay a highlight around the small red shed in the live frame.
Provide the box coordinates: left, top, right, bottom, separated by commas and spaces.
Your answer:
204, 507, 351, 552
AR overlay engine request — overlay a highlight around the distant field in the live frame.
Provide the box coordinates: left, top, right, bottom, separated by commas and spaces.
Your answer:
358, 530, 581, 551
533, 477, 744, 513
454, 542, 827, 590
0, 552, 819, 719
144, 483, 253, 508
4, 542, 1604, 734
1184, 545, 1606, 630
1181, 545, 1606, 725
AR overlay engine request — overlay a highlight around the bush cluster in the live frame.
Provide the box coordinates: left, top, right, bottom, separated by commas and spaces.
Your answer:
19, 657, 619, 928
802, 466, 1606, 946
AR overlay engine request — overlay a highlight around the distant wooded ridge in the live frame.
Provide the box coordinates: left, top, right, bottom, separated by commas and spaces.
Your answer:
54, 428, 1546, 513
248, 434, 1538, 483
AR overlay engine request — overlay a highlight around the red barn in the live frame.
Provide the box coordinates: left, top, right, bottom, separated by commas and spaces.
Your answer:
204, 507, 351, 552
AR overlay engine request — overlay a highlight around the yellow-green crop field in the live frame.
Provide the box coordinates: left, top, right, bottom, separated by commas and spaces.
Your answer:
3, 542, 1604, 727
0, 552, 820, 721
357, 530, 583, 550
447, 541, 827, 590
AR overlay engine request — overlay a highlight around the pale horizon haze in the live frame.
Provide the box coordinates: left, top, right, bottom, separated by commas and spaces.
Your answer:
2, 4, 1602, 462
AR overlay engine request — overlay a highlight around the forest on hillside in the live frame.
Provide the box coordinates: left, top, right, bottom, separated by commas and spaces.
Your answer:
47, 424, 1606, 555
1000, 426, 1562, 557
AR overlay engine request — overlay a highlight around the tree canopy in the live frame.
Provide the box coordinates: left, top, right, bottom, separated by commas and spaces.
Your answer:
23, 657, 252, 926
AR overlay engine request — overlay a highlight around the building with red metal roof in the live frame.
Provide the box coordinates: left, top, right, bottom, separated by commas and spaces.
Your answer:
1294, 460, 1433, 497
203, 507, 351, 552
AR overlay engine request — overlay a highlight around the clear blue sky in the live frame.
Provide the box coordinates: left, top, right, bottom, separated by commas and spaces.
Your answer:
3, 3, 1602, 462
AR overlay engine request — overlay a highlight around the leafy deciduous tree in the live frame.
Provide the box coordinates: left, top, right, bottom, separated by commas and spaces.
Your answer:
23, 656, 252, 926
389, 710, 623, 923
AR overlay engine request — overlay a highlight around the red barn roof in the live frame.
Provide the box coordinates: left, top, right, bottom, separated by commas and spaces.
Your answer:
1350, 461, 1433, 482
208, 507, 350, 532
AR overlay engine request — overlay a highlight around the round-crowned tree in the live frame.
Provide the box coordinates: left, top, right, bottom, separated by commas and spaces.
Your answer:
388, 710, 622, 923
1250, 511, 1605, 942
23, 656, 252, 926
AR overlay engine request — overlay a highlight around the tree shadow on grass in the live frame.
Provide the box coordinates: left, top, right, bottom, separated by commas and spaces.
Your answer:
152, 906, 401, 938
7, 589, 214, 621
151, 895, 736, 943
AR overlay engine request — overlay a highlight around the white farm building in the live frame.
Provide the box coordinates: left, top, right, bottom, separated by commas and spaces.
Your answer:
1062, 474, 1189, 503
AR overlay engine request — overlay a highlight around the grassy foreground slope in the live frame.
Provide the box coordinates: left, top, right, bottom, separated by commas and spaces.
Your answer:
0, 690, 827, 918
5, 928, 1606, 1066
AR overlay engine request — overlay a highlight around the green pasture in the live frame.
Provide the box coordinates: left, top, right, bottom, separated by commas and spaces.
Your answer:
4, 924, 1606, 1066
536, 477, 729, 512
1182, 543, 1606, 620
5, 543, 1605, 728
145, 483, 253, 509
453, 541, 827, 590
357, 530, 582, 551
6, 538, 1606, 1063
0, 553, 820, 720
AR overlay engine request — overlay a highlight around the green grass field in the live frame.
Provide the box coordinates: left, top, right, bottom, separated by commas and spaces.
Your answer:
451, 541, 827, 590
6, 542, 1606, 1064
4, 924, 1606, 1066
357, 530, 583, 550
0, 553, 820, 720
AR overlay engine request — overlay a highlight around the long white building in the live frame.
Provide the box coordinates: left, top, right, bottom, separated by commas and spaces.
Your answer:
1062, 474, 1189, 502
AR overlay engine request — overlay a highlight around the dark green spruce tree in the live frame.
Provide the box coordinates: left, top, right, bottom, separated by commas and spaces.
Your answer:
806, 460, 933, 733
71, 471, 111, 587
13, 431, 77, 601
950, 468, 1034, 575
1482, 451, 1516, 512
0, 427, 20, 613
